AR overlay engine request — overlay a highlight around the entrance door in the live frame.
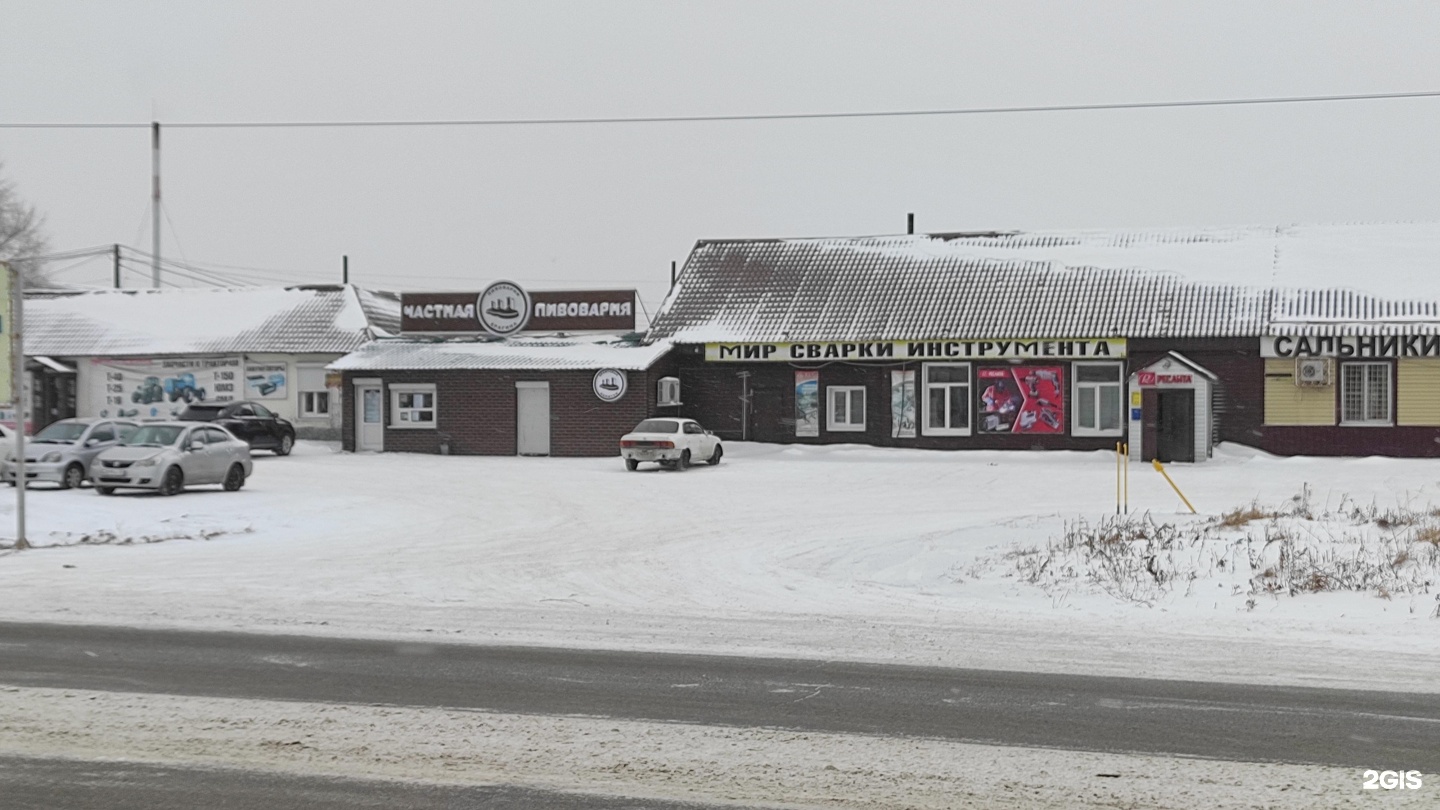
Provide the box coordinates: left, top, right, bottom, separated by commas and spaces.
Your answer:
356, 385, 384, 451
516, 382, 551, 456
1155, 390, 1195, 463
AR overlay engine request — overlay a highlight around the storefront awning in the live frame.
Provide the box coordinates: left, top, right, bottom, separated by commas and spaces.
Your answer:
31, 356, 76, 374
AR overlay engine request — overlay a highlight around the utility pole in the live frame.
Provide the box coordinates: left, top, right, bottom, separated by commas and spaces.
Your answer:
8, 263, 27, 550
113, 244, 121, 289
151, 121, 161, 288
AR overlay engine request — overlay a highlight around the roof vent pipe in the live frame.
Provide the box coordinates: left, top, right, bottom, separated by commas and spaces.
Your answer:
907, 213, 914, 235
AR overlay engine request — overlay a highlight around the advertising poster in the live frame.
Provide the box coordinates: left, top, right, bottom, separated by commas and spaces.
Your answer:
977, 365, 1065, 434
244, 363, 289, 399
91, 356, 241, 420
794, 370, 819, 437
890, 369, 916, 438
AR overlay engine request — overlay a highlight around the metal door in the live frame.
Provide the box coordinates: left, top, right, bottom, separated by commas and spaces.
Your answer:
1156, 390, 1195, 463
515, 382, 551, 456
356, 386, 384, 451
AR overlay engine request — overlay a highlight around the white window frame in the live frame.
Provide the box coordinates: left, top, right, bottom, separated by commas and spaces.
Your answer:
389, 383, 437, 429
301, 390, 331, 417
826, 385, 867, 432
1071, 361, 1125, 437
1340, 361, 1392, 426
297, 364, 331, 419
922, 362, 972, 437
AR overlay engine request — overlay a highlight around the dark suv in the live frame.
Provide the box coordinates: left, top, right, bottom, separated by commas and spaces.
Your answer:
178, 400, 296, 456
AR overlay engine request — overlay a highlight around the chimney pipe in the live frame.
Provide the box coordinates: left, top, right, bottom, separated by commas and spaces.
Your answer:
907, 213, 915, 235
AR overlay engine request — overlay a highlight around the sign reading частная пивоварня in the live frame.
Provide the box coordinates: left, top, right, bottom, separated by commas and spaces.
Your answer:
704, 338, 1126, 362
1262, 335, 1440, 358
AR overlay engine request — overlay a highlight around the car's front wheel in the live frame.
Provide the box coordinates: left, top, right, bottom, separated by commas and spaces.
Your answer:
158, 466, 184, 496
275, 434, 293, 456
625, 458, 639, 471
222, 463, 246, 491
60, 463, 85, 490
708, 445, 723, 465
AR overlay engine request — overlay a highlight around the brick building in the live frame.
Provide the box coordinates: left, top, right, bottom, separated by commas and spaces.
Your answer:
330, 336, 676, 456
643, 229, 1440, 460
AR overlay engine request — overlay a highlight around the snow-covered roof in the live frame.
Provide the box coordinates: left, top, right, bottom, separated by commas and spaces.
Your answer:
647, 227, 1440, 342
328, 334, 672, 372
24, 285, 399, 357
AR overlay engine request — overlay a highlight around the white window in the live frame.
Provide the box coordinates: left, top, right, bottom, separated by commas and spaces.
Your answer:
390, 384, 437, 428
302, 391, 330, 417
922, 363, 971, 436
1072, 362, 1124, 436
1340, 362, 1391, 425
826, 386, 866, 431
657, 376, 681, 406
297, 365, 331, 418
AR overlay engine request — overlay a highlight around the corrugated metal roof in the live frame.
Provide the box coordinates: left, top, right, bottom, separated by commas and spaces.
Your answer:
25, 285, 398, 357
328, 336, 672, 372
647, 235, 1440, 341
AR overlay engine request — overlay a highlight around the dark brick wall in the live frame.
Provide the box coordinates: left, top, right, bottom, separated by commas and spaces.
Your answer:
340, 367, 662, 456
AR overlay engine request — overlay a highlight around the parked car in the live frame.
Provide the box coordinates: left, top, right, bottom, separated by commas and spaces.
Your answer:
177, 400, 295, 455
619, 417, 723, 471
90, 421, 252, 496
3, 418, 138, 489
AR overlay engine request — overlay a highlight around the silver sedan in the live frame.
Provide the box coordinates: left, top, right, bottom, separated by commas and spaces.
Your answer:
4, 417, 137, 489
90, 422, 253, 496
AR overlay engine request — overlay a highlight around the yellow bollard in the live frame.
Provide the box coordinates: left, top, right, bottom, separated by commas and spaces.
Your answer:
1122, 443, 1129, 514
1151, 459, 1196, 514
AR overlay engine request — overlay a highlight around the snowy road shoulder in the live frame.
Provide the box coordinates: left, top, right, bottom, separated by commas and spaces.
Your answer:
1, 686, 1430, 810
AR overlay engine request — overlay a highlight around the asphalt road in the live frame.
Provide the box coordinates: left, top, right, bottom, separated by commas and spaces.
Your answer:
1, 621, 1437, 770
0, 756, 747, 810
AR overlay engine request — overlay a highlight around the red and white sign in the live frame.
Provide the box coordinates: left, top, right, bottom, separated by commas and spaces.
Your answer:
1137, 371, 1194, 387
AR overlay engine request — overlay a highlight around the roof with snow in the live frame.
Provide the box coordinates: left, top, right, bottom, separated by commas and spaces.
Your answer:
24, 285, 399, 357
646, 228, 1440, 342
328, 334, 672, 372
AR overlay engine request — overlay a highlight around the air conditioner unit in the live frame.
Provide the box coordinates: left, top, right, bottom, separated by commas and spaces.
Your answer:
1295, 357, 1333, 387
657, 376, 682, 406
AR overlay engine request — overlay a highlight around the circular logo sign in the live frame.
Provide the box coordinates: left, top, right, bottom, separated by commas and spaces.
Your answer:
478, 280, 531, 335
593, 368, 628, 402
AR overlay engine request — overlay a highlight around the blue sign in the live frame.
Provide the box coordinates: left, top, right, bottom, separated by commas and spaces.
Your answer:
1130, 408, 1142, 421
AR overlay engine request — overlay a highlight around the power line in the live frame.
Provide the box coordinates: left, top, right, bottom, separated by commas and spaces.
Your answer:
4, 89, 1440, 130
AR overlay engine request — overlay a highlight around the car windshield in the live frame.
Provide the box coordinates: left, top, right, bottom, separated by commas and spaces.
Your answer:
121, 425, 185, 447
180, 405, 224, 421
32, 422, 87, 443
633, 419, 679, 433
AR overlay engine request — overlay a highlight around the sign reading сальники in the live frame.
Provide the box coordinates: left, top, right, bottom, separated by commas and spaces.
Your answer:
705, 338, 1127, 362
400, 288, 636, 334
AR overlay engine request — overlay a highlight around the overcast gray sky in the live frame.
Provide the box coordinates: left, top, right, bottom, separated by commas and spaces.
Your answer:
5, 1, 1440, 315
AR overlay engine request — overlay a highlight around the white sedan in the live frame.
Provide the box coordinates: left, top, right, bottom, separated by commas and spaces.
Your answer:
619, 417, 723, 471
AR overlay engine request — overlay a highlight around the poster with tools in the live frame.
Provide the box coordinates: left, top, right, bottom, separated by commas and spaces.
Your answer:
794, 370, 819, 437
977, 365, 1065, 434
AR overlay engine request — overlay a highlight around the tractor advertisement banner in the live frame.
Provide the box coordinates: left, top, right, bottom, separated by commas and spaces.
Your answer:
90, 356, 241, 420
244, 363, 288, 399
977, 365, 1065, 434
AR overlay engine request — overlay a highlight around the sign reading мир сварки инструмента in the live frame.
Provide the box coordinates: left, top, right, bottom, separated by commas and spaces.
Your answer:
704, 338, 1127, 362
400, 286, 636, 334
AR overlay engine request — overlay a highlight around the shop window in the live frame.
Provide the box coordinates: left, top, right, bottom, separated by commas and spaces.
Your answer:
827, 386, 866, 432
657, 377, 682, 406
1340, 362, 1391, 425
922, 363, 971, 436
298, 365, 331, 419
390, 384, 437, 428
302, 391, 330, 417
1072, 362, 1124, 436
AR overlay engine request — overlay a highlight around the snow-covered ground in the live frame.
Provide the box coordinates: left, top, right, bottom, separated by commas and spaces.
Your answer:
1, 441, 1438, 692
